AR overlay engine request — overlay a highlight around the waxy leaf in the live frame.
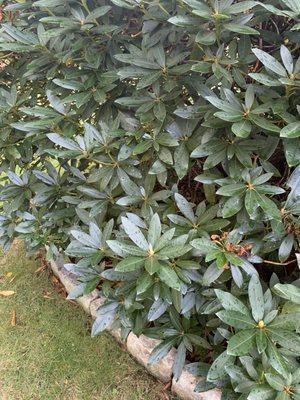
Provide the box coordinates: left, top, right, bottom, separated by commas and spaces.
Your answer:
115, 257, 145, 272
252, 48, 287, 77
227, 329, 256, 356
207, 351, 235, 382
248, 274, 265, 322
273, 284, 300, 304
121, 217, 149, 251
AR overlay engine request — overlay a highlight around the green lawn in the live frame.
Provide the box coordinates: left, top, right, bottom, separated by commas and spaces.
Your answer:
0, 242, 173, 400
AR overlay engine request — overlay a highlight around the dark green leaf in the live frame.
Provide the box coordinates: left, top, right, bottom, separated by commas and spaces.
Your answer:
148, 337, 177, 365
248, 274, 265, 322
227, 329, 256, 356
115, 257, 145, 272
273, 284, 300, 304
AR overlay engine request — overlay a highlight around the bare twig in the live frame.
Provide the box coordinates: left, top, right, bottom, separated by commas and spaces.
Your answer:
263, 259, 296, 266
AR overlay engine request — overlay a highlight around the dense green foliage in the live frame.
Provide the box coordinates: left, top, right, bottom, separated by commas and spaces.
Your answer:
0, 0, 300, 398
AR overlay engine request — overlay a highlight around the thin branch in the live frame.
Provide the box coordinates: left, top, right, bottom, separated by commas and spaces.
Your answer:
263, 259, 296, 266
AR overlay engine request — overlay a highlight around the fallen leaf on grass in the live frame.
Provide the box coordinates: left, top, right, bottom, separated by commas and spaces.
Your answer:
120, 343, 126, 352
35, 265, 47, 274
5, 272, 13, 278
11, 310, 17, 326
0, 290, 15, 297
52, 276, 59, 285
43, 295, 54, 300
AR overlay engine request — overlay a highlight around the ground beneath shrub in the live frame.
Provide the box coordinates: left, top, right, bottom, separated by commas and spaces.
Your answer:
0, 242, 176, 400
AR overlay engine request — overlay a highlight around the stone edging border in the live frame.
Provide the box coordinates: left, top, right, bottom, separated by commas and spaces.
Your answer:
49, 254, 221, 400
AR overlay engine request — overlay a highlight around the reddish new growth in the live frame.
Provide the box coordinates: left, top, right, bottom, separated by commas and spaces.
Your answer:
211, 232, 252, 257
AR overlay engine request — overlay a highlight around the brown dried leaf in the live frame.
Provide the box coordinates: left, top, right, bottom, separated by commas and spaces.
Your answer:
35, 266, 46, 274
0, 290, 15, 297
43, 290, 54, 299
52, 276, 59, 285
11, 310, 17, 326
